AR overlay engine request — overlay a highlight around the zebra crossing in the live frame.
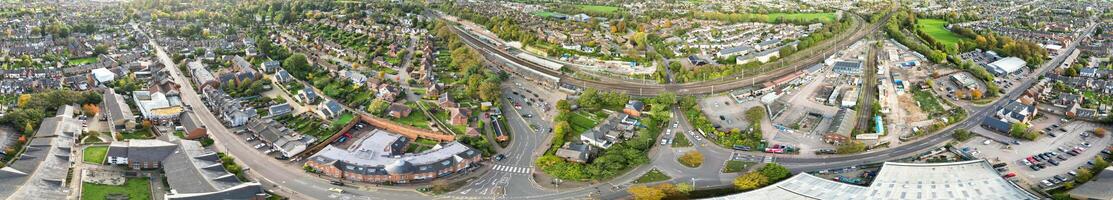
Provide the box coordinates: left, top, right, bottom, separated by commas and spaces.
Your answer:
492, 165, 532, 174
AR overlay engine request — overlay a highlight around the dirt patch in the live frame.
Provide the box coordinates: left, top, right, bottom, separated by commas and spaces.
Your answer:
898, 94, 927, 122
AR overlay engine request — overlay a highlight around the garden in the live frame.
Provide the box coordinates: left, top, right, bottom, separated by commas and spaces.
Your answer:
83, 146, 108, 164
82, 177, 150, 200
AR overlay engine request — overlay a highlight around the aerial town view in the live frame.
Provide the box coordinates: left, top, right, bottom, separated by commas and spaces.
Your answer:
1, 0, 1112, 200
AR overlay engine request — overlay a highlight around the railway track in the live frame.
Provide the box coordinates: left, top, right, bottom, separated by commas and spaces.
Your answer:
451, 9, 896, 96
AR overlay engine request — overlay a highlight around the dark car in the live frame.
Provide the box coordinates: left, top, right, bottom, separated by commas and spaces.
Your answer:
733, 145, 752, 151
1048, 159, 1060, 166
330, 181, 345, 186
275, 155, 290, 160
494, 154, 506, 161
816, 149, 837, 154
1030, 165, 1041, 171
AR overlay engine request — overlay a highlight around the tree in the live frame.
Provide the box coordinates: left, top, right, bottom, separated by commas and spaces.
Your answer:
953, 130, 973, 141
652, 183, 686, 199
556, 100, 571, 112
1010, 123, 1035, 140
733, 172, 769, 191
81, 104, 99, 117
628, 185, 665, 200
1095, 127, 1106, 138
477, 82, 500, 102
1094, 156, 1109, 170
16, 94, 31, 108
1076, 168, 1094, 183
678, 150, 703, 168
367, 99, 390, 116
759, 163, 791, 182
93, 44, 109, 55
970, 89, 983, 100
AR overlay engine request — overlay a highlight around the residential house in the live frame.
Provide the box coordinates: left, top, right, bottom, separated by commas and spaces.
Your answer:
246, 119, 312, 158
555, 142, 592, 163
319, 100, 344, 120
449, 107, 470, 126
299, 87, 319, 104
275, 69, 293, 83
268, 103, 293, 117
103, 88, 136, 131
179, 111, 207, 140
105, 139, 179, 169
387, 103, 412, 118
1053, 93, 1083, 108
438, 93, 457, 108
163, 139, 267, 200
580, 114, 636, 149
261, 61, 281, 73
623, 100, 645, 118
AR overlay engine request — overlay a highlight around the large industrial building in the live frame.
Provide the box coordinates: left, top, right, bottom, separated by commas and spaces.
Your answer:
709, 160, 1039, 200
305, 129, 481, 183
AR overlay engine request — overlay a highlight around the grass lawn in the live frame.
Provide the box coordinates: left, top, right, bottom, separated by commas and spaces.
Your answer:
722, 160, 756, 173
912, 87, 945, 115
568, 111, 603, 135
120, 129, 154, 140
671, 133, 692, 147
68, 56, 98, 66
916, 18, 964, 47
578, 5, 619, 13
82, 177, 150, 200
766, 12, 837, 23
83, 146, 108, 164
331, 113, 355, 128
634, 169, 671, 183
394, 103, 431, 128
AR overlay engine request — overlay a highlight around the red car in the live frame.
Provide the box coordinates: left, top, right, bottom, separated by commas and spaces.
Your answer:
1002, 172, 1016, 178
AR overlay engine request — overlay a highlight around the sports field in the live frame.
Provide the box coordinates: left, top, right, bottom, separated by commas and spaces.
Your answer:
578, 5, 619, 13
916, 18, 964, 46
766, 13, 837, 23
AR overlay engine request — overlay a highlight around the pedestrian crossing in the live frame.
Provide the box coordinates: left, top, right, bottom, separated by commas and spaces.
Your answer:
492, 165, 532, 174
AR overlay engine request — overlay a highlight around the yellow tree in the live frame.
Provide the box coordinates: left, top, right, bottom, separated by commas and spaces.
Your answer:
971, 89, 983, 100
733, 172, 769, 191
678, 150, 704, 167
16, 94, 31, 108
628, 185, 665, 200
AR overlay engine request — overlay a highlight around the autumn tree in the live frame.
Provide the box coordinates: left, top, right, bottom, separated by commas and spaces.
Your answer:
1076, 168, 1094, 183
970, 89, 983, 100
628, 185, 666, 200
733, 172, 769, 191
81, 104, 100, 117
1094, 127, 1106, 138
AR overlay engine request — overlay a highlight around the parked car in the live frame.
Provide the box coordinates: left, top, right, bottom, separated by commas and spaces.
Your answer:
330, 181, 345, 186
1002, 172, 1016, 178
494, 154, 506, 161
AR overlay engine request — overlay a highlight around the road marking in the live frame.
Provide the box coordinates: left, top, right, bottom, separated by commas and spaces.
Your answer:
492, 164, 532, 174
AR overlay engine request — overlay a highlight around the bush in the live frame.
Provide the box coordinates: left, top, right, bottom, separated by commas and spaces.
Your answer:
758, 163, 791, 182
952, 130, 973, 141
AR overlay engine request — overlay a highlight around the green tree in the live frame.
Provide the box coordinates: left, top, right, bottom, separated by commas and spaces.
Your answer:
1076, 168, 1094, 183
733, 172, 769, 191
367, 99, 390, 116
1094, 156, 1109, 170
759, 163, 791, 182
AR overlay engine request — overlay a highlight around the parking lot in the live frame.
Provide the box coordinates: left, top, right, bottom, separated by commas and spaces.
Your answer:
698, 95, 760, 130
962, 120, 1112, 189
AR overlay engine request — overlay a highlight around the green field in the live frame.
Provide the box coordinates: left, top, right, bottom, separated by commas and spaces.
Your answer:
912, 86, 945, 115
722, 160, 755, 173
916, 18, 964, 46
634, 169, 671, 183
331, 113, 355, 128
84, 146, 108, 164
82, 177, 150, 200
68, 57, 98, 66
578, 5, 619, 13
766, 13, 837, 23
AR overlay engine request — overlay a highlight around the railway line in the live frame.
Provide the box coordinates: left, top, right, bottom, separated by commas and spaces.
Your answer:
450, 9, 896, 96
